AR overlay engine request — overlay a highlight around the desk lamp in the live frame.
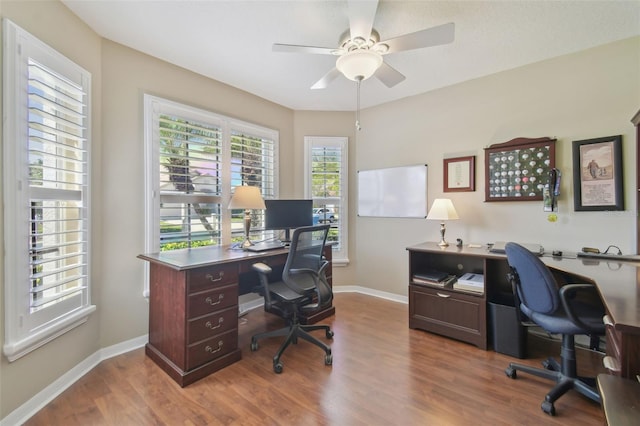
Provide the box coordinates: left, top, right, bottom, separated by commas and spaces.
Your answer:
427, 198, 459, 247
228, 185, 266, 249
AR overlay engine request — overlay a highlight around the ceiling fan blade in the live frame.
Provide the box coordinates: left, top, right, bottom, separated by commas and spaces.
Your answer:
348, 0, 378, 42
273, 43, 335, 55
380, 22, 455, 53
375, 61, 406, 88
311, 68, 341, 90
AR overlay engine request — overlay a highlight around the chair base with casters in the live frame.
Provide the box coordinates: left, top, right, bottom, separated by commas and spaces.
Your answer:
505, 334, 601, 416
250, 307, 333, 374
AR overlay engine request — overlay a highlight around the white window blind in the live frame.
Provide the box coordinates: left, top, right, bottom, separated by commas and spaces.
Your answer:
229, 129, 277, 240
28, 59, 88, 310
144, 96, 278, 259
304, 136, 349, 263
3, 19, 95, 361
158, 114, 223, 250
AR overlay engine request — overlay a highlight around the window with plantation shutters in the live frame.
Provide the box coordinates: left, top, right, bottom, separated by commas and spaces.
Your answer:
304, 136, 349, 264
3, 20, 95, 361
144, 96, 278, 274
157, 114, 224, 250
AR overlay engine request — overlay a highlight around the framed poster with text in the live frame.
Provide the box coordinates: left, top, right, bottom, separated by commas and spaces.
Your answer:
444, 156, 475, 192
572, 135, 623, 211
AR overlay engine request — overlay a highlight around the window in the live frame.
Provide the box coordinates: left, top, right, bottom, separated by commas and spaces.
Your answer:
304, 136, 349, 264
3, 20, 95, 361
144, 95, 277, 258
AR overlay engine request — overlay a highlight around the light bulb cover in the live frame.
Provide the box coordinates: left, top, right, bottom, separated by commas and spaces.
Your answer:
336, 50, 383, 81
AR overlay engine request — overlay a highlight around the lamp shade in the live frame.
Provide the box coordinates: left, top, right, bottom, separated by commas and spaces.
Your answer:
426, 199, 459, 221
336, 50, 383, 81
228, 186, 266, 210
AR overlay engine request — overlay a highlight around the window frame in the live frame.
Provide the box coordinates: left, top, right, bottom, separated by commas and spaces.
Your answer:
143, 95, 279, 293
3, 19, 96, 362
304, 136, 349, 264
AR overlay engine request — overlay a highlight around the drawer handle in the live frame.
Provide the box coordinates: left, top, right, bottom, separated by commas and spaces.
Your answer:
603, 315, 614, 327
436, 292, 451, 298
205, 340, 224, 354
205, 294, 224, 306
205, 271, 224, 282
205, 317, 224, 330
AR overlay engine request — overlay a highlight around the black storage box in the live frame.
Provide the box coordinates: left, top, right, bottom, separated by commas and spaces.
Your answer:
489, 296, 527, 359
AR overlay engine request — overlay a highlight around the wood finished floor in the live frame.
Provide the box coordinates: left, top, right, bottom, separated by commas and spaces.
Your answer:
25, 293, 605, 425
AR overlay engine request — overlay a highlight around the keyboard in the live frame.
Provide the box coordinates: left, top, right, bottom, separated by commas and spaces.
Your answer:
246, 241, 285, 252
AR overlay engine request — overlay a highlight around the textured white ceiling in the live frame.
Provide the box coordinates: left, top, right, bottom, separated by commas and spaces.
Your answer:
62, 0, 640, 111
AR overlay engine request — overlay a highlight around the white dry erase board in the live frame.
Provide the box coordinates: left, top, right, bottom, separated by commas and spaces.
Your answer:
357, 164, 428, 218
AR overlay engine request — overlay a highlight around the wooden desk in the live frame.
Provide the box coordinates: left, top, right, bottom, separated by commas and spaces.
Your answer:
407, 242, 640, 379
597, 374, 640, 426
138, 244, 334, 387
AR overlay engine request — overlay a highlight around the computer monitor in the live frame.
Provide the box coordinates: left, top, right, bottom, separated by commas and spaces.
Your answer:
264, 199, 313, 242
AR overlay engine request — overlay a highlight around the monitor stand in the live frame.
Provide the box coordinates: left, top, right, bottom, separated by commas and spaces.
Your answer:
281, 228, 292, 246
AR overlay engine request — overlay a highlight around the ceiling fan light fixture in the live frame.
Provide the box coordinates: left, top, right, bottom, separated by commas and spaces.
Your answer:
336, 49, 383, 81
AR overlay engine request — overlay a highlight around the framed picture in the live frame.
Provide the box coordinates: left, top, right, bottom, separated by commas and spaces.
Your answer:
484, 137, 556, 202
444, 156, 475, 192
572, 135, 623, 211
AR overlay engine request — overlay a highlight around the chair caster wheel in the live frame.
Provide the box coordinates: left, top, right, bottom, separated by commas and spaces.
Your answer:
273, 362, 283, 374
250, 341, 258, 351
541, 400, 555, 416
505, 367, 517, 379
325, 354, 333, 365
326, 330, 334, 339
542, 360, 552, 370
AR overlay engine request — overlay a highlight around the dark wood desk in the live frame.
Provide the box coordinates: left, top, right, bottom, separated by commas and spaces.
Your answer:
597, 374, 640, 426
407, 242, 640, 379
138, 244, 334, 387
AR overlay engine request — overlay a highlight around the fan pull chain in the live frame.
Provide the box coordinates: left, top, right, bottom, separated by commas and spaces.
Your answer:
355, 76, 362, 131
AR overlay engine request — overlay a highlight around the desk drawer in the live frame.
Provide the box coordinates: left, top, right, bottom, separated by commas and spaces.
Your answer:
188, 306, 238, 344
409, 284, 486, 349
188, 264, 238, 294
188, 285, 238, 318
187, 329, 238, 370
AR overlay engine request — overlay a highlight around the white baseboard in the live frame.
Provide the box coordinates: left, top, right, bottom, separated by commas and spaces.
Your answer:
333, 285, 408, 304
2, 288, 402, 426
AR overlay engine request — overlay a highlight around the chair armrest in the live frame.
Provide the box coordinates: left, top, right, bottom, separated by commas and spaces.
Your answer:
252, 262, 272, 275
559, 283, 604, 330
252, 262, 276, 310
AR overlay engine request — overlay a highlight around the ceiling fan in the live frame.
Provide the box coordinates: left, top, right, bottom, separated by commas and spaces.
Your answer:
272, 0, 455, 90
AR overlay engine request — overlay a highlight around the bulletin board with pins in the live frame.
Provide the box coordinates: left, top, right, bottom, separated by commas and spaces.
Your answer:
484, 137, 556, 202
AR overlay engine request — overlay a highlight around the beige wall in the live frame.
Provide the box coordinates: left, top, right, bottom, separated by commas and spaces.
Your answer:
355, 36, 640, 296
98, 39, 295, 347
1, 0, 639, 421
293, 110, 357, 285
0, 0, 104, 418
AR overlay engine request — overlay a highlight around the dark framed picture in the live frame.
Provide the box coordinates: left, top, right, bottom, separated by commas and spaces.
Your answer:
444, 156, 475, 192
484, 137, 556, 201
572, 135, 624, 211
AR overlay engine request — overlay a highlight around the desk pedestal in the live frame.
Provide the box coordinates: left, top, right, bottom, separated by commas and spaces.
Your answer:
140, 245, 334, 386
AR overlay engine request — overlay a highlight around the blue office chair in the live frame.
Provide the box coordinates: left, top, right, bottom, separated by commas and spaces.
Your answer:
250, 224, 334, 373
504, 242, 605, 416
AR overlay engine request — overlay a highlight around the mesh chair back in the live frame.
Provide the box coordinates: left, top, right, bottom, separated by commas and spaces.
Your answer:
282, 224, 332, 306
505, 242, 559, 315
